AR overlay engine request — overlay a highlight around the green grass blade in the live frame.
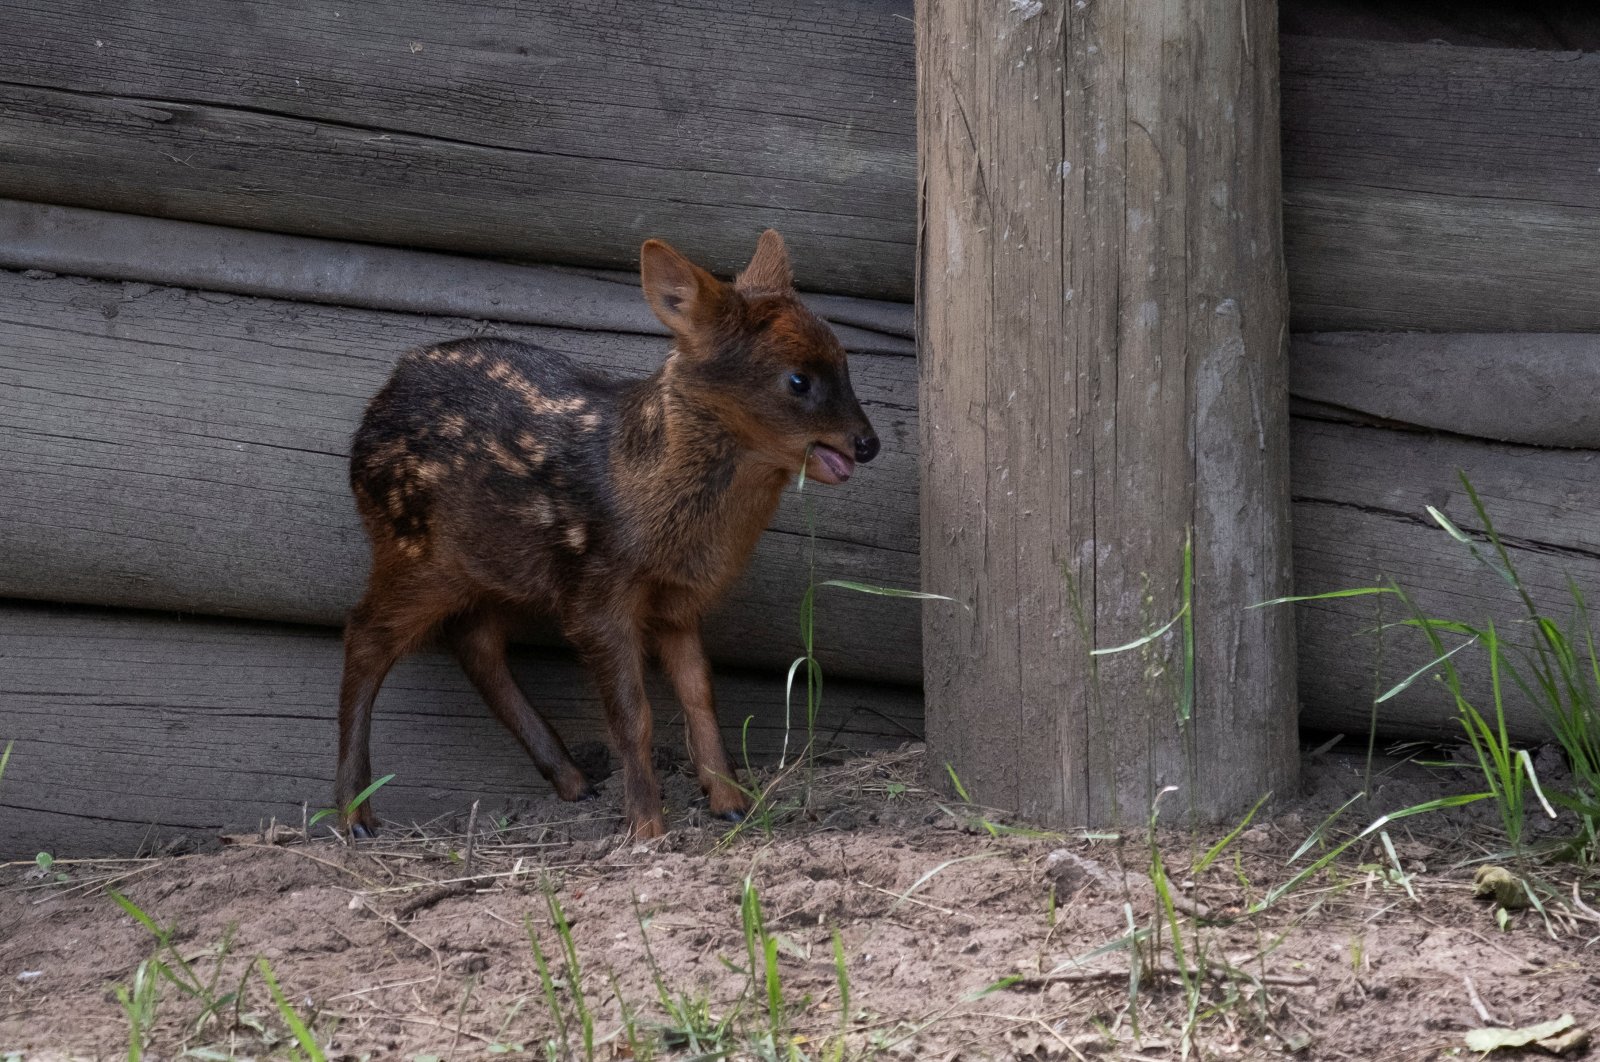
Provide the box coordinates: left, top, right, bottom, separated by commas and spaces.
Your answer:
780, 658, 806, 768
891, 853, 997, 912
830, 927, 850, 1030
256, 957, 326, 1062
544, 886, 593, 1059
819, 579, 959, 603
1287, 793, 1364, 864
1050, 923, 1153, 974
944, 763, 973, 803
1519, 749, 1557, 820
524, 913, 570, 1051
965, 974, 1024, 1000
1374, 638, 1476, 704
1090, 603, 1189, 657
1249, 587, 1395, 609
110, 891, 166, 941
1194, 793, 1270, 875
342, 773, 394, 817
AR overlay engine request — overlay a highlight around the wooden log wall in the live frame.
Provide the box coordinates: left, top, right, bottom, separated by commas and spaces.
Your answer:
3, 201, 1594, 755
2, 1, 1597, 324
0, 0, 917, 300
4, 0, 1600, 851
0, 602, 921, 858
0, 232, 921, 685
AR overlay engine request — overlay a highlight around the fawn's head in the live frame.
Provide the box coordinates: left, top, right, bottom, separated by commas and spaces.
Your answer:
639, 231, 879, 484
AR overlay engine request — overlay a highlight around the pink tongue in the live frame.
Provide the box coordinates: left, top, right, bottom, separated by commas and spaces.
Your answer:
812, 445, 855, 483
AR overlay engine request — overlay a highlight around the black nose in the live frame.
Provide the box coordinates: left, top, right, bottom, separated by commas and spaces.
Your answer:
854, 435, 880, 463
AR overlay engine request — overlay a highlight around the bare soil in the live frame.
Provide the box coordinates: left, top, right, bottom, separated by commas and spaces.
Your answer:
2, 745, 1597, 1061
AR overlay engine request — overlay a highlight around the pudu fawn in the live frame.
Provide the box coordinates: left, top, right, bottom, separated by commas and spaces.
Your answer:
336, 231, 879, 838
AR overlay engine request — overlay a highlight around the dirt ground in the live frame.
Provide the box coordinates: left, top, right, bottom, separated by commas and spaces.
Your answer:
2, 744, 1597, 1061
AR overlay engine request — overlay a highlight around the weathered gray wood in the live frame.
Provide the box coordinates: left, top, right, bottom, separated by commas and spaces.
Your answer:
562, 263, 914, 343
1282, 36, 1600, 332
1280, 0, 1600, 50
918, 0, 1297, 827
1291, 415, 1600, 741
0, 603, 922, 859
3, 7, 1597, 327
1291, 333, 1600, 450
0, 269, 922, 685
0, 0, 916, 300
0, 200, 914, 355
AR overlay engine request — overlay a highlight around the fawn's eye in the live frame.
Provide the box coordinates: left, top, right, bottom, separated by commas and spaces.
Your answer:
787, 372, 811, 396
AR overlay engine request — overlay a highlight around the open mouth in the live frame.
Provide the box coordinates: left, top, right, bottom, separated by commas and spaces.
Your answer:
805, 443, 856, 485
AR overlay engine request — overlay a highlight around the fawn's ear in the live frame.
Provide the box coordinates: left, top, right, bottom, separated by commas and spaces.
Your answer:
735, 229, 794, 296
640, 239, 726, 337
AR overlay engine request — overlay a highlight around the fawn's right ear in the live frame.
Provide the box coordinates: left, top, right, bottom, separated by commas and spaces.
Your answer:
640, 239, 726, 338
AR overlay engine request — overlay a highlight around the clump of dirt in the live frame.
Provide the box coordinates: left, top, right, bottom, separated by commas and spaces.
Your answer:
2, 745, 1597, 1060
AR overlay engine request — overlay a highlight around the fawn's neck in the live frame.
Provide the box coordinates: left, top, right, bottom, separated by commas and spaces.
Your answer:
610, 362, 789, 586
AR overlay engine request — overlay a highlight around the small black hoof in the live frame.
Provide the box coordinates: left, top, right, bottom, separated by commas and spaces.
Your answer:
578, 785, 600, 802
350, 823, 376, 841
717, 808, 746, 824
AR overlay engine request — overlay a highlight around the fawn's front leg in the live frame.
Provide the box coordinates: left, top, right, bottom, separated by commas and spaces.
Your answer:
657, 625, 750, 821
571, 618, 665, 839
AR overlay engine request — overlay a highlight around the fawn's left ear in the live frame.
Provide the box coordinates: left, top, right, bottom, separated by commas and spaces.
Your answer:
735, 229, 794, 296
640, 238, 727, 338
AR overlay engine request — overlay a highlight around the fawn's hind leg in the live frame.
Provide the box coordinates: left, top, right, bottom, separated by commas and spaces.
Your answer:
569, 616, 665, 839
446, 611, 593, 802
657, 626, 750, 821
337, 572, 461, 837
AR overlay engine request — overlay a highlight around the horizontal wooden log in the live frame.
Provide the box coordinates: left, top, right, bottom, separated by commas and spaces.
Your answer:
1282, 36, 1600, 331
0, 200, 913, 354
1290, 332, 1600, 450
4, 9, 1599, 327
0, 268, 922, 684
1281, 0, 1600, 55
0, 602, 922, 858
1290, 415, 1600, 741
0, 1, 916, 300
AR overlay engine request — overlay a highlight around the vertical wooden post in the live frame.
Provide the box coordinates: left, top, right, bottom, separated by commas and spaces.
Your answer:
917, 0, 1297, 824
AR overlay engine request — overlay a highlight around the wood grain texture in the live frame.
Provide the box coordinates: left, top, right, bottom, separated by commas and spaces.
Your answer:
0, 269, 922, 684
3, 6, 1597, 327
1282, 36, 1600, 332
0, 603, 922, 858
1291, 332, 1600, 450
1280, 0, 1600, 50
918, 0, 1297, 826
0, 200, 914, 355
0, 0, 916, 299
1290, 415, 1600, 741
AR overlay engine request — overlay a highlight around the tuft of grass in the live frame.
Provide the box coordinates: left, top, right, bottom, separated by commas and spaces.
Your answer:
525, 879, 597, 1062
113, 957, 161, 1061
106, 892, 331, 1058
1257, 474, 1600, 861
110, 892, 246, 1040
1437, 478, 1600, 856
256, 956, 326, 1062
740, 875, 788, 1054
829, 926, 851, 1035
634, 897, 738, 1055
